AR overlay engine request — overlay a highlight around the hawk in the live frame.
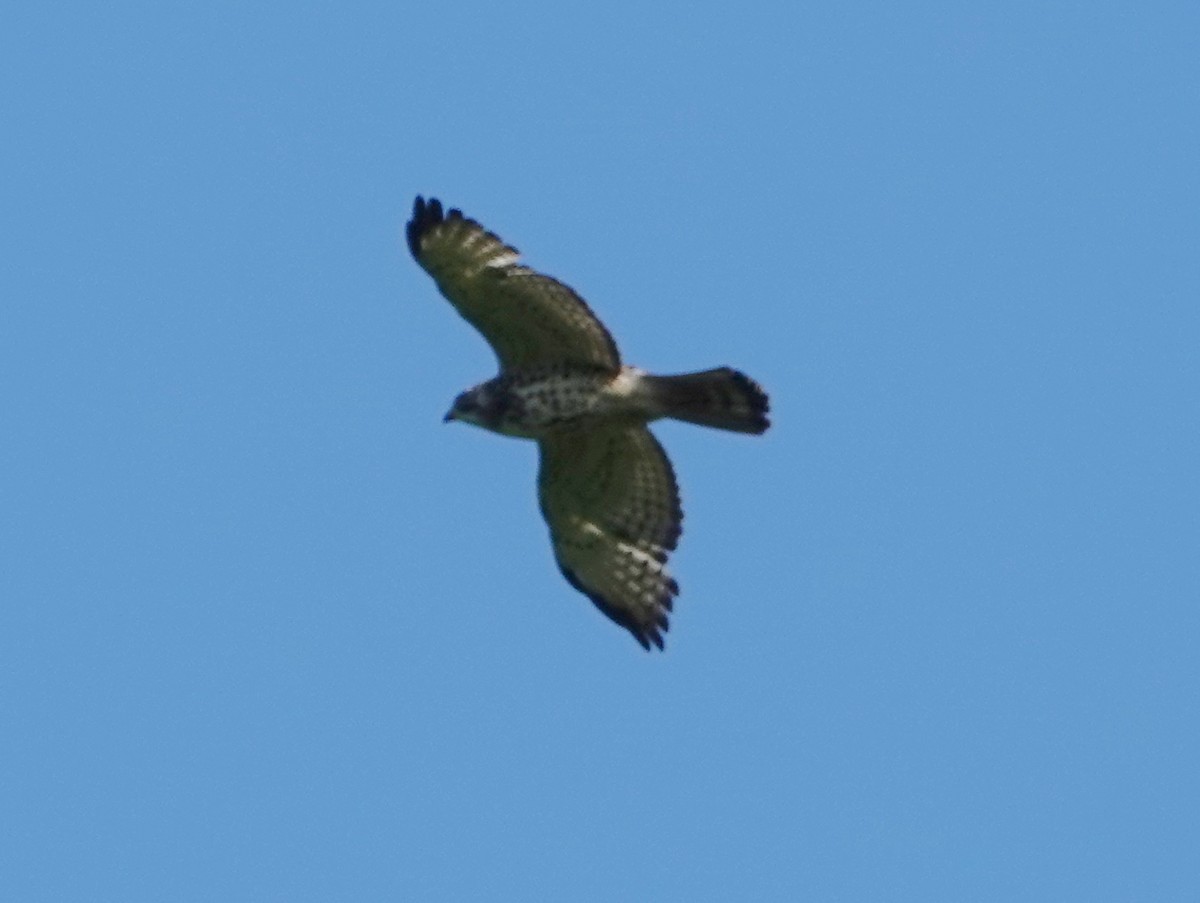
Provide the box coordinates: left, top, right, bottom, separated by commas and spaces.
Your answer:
407, 197, 769, 650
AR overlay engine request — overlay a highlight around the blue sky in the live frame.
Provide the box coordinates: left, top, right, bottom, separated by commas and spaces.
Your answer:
3, 2, 1198, 900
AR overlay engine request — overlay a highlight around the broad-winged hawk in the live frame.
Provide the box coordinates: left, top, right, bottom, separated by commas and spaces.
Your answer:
407, 197, 769, 650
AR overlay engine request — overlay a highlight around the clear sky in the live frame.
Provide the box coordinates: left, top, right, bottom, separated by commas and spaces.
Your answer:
3, 3, 1198, 900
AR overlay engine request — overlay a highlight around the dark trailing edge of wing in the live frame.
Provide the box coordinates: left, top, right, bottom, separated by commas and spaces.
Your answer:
647, 431, 684, 551
559, 565, 675, 652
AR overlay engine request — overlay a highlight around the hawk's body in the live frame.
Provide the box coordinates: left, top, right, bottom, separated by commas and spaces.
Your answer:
450, 366, 638, 438
407, 197, 769, 650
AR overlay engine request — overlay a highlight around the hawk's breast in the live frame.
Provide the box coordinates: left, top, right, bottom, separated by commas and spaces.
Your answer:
515, 373, 608, 424
491, 371, 614, 438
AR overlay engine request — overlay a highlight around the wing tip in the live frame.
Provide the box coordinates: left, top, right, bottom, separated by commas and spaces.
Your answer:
406, 195, 444, 259
559, 564, 677, 653
406, 195, 521, 272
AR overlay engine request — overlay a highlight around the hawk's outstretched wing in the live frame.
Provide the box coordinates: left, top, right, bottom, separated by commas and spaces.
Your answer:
538, 425, 683, 650
407, 197, 621, 374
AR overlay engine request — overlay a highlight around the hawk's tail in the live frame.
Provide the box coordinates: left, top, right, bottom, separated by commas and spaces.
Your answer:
646, 368, 770, 435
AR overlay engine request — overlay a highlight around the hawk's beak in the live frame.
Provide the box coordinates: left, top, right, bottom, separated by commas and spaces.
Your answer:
442, 409, 456, 423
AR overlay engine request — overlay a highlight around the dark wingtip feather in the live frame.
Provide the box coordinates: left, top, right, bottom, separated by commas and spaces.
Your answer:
559, 564, 672, 653
406, 195, 445, 261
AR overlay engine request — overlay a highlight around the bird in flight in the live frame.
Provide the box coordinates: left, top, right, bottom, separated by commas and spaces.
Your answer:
407, 197, 769, 650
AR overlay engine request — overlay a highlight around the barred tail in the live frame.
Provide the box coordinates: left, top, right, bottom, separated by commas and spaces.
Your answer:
645, 367, 770, 434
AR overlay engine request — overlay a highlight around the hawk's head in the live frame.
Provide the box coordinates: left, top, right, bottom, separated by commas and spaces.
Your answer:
444, 383, 505, 432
